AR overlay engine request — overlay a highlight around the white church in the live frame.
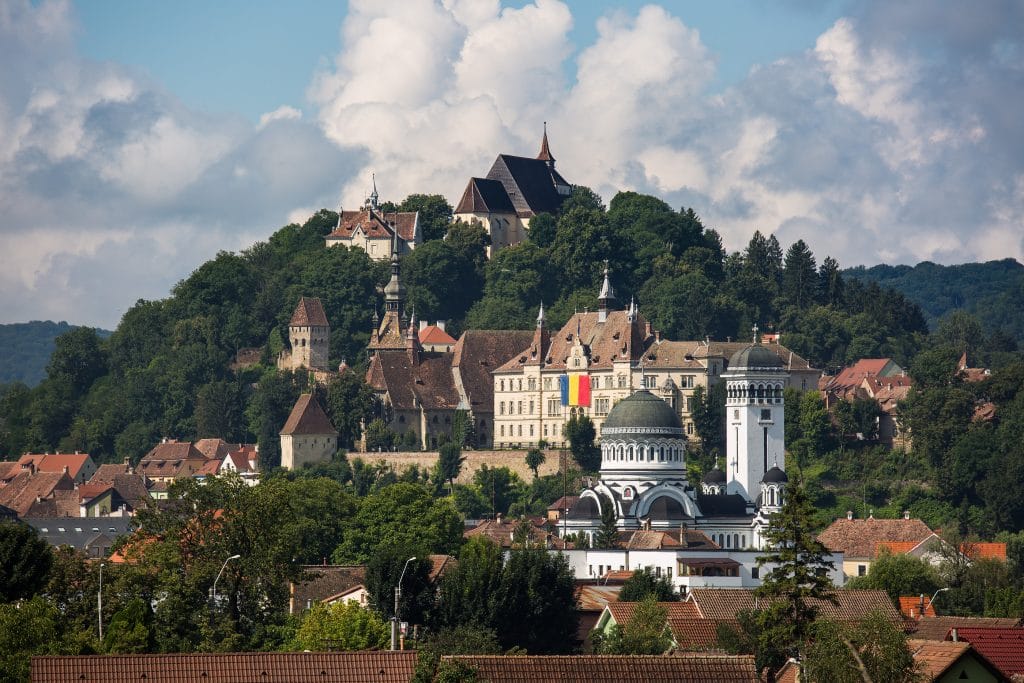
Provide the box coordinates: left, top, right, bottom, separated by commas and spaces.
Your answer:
563, 334, 791, 551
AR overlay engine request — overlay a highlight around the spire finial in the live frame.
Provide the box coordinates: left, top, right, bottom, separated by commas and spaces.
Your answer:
536, 301, 545, 327
752, 323, 760, 344
370, 173, 379, 210
714, 455, 720, 470
537, 121, 555, 165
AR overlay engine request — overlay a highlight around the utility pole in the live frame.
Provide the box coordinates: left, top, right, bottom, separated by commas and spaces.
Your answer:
98, 562, 105, 642
391, 557, 416, 651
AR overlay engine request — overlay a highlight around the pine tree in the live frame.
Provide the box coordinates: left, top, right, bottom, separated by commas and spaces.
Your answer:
782, 239, 817, 310
595, 496, 619, 549
817, 256, 843, 307
755, 474, 836, 654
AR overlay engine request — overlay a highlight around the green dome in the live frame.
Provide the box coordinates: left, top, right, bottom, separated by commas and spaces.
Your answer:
728, 344, 783, 370
601, 390, 685, 437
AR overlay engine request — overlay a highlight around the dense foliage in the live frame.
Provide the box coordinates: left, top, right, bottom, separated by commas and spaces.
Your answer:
0, 321, 112, 387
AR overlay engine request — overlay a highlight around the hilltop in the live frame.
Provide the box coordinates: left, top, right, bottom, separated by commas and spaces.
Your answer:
0, 321, 112, 387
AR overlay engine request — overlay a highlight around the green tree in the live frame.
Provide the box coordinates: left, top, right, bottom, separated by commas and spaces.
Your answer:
195, 379, 248, 441
46, 326, 109, 397
0, 520, 52, 601
803, 612, 916, 683
0, 597, 79, 683
396, 194, 453, 243
437, 443, 466, 493
291, 601, 389, 651
594, 496, 619, 549
103, 598, 154, 654
845, 550, 940, 603
363, 418, 396, 452
524, 447, 546, 479
433, 536, 505, 631
563, 414, 601, 472
755, 475, 836, 662
473, 466, 524, 516
365, 549, 434, 627
618, 567, 679, 602
245, 369, 306, 469
782, 239, 818, 311
594, 596, 671, 655
491, 546, 579, 653
818, 256, 844, 307
324, 372, 375, 450
690, 384, 725, 453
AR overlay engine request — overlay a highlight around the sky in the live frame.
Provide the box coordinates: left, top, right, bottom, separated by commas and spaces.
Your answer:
1, 0, 1022, 329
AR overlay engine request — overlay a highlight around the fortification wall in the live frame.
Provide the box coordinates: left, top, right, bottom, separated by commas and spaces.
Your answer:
349, 449, 568, 484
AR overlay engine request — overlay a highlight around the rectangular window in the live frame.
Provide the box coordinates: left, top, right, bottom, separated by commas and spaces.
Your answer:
858, 565, 867, 576
499, 402, 505, 415
518, 401, 523, 415
685, 397, 694, 413
667, 567, 672, 579
686, 423, 694, 435
594, 398, 610, 416
529, 401, 534, 415
605, 376, 613, 389
617, 375, 626, 388
752, 567, 759, 579
543, 378, 552, 390
528, 378, 536, 390
644, 375, 656, 389
681, 375, 695, 388
547, 399, 561, 416
529, 424, 534, 437
760, 408, 772, 421
655, 566, 662, 578
517, 425, 522, 437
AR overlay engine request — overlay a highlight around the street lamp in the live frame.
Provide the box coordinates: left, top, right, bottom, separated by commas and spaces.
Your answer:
211, 554, 241, 609
391, 557, 416, 651
930, 587, 951, 614
98, 562, 105, 641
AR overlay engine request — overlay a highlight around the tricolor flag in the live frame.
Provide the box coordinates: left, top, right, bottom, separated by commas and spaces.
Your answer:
559, 374, 591, 407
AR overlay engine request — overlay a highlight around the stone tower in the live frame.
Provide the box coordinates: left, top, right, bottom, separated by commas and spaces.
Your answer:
722, 330, 788, 502
280, 297, 330, 372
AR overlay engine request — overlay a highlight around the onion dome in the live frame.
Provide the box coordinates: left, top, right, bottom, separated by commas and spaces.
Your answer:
762, 465, 788, 484
703, 465, 726, 485
601, 390, 684, 438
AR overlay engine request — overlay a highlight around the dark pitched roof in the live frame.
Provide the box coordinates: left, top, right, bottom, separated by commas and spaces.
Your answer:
452, 330, 534, 416
31, 652, 418, 683
695, 492, 750, 517
280, 394, 337, 436
289, 297, 329, 327
0, 470, 76, 516
487, 154, 567, 217
454, 177, 517, 214
23, 517, 134, 553
366, 351, 460, 412
444, 654, 759, 682
141, 441, 206, 463
817, 517, 936, 559
688, 588, 902, 624
910, 616, 1023, 641
291, 565, 367, 614
326, 209, 418, 243
668, 618, 741, 651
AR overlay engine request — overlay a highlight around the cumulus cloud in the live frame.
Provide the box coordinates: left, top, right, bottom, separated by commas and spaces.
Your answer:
314, 0, 1024, 268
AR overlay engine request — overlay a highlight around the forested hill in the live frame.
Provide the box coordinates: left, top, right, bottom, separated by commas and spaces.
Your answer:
844, 258, 1024, 342
0, 321, 112, 387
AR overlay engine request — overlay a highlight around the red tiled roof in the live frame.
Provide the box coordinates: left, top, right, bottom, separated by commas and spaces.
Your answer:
825, 359, 900, 392
17, 453, 94, 479
900, 596, 937, 618
444, 654, 759, 682
196, 459, 222, 476
576, 585, 621, 612
451, 330, 533, 416
31, 651, 418, 683
418, 325, 457, 346
326, 209, 418, 243
280, 394, 337, 436
464, 517, 566, 549
962, 542, 1007, 561
289, 297, 329, 327
687, 588, 902, 624
668, 618, 740, 650
366, 351, 460, 412
907, 639, 980, 680
141, 441, 206, 463
290, 566, 367, 614
193, 439, 238, 460
950, 627, 1024, 677
0, 470, 76, 516
817, 517, 937, 559
909, 616, 1023, 641
606, 601, 700, 625
427, 554, 457, 582
877, 540, 923, 555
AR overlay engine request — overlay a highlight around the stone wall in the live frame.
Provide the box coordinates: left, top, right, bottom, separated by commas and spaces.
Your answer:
349, 448, 568, 484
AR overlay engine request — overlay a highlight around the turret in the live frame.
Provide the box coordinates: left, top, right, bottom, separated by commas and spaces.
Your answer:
597, 263, 616, 323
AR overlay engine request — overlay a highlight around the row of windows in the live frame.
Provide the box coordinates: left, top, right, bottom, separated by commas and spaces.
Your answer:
500, 424, 536, 438
728, 384, 784, 400
711, 533, 748, 549
498, 400, 535, 415
603, 444, 684, 463
499, 373, 705, 394
291, 337, 326, 347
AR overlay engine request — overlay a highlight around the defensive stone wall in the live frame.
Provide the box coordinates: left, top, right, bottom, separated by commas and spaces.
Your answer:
349, 449, 567, 484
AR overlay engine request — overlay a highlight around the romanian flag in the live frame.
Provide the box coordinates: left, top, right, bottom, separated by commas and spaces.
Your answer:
559, 374, 591, 407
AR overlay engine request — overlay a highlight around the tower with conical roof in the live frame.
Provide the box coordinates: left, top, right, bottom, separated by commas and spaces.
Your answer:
597, 263, 617, 323
537, 121, 555, 170
279, 297, 330, 372
723, 326, 788, 501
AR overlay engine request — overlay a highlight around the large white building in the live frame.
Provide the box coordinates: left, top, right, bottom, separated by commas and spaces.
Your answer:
562, 338, 794, 552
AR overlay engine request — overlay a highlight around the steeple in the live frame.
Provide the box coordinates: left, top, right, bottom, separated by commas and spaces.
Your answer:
529, 301, 550, 367
627, 296, 637, 323
383, 233, 404, 313
406, 305, 421, 364
536, 301, 546, 328
369, 173, 380, 211
537, 122, 555, 169
597, 261, 616, 323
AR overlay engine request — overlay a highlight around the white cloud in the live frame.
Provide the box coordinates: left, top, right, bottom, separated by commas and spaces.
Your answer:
258, 105, 302, 128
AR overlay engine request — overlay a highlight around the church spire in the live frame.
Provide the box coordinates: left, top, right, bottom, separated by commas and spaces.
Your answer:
383, 232, 404, 313
369, 173, 379, 210
537, 121, 555, 168
597, 261, 616, 323
536, 301, 546, 328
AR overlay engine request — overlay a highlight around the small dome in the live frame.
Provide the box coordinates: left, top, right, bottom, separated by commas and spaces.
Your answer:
728, 343, 783, 370
647, 496, 688, 521
601, 390, 684, 437
383, 273, 405, 299
568, 496, 601, 519
762, 466, 788, 483
703, 467, 726, 484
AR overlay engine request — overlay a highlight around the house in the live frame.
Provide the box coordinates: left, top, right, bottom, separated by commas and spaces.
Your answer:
817, 513, 939, 578
442, 654, 760, 682
0, 464, 76, 517
24, 517, 134, 558
453, 125, 572, 256
948, 627, 1024, 680
138, 440, 208, 484
465, 515, 567, 550
289, 565, 367, 615
417, 322, 457, 352
16, 453, 97, 484
547, 496, 580, 522
218, 444, 260, 485
324, 178, 420, 259
820, 358, 913, 448
279, 394, 337, 470
31, 652, 418, 683
684, 587, 903, 625
910, 616, 1022, 641
277, 297, 331, 374
909, 639, 1004, 682
575, 584, 622, 647
593, 601, 701, 637
958, 352, 991, 383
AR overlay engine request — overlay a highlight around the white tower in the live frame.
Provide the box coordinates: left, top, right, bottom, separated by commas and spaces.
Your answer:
723, 329, 788, 502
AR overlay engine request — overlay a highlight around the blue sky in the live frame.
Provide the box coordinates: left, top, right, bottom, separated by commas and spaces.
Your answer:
1, 0, 1022, 328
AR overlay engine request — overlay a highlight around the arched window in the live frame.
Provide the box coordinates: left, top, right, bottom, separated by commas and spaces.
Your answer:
659, 447, 665, 462
628, 446, 634, 461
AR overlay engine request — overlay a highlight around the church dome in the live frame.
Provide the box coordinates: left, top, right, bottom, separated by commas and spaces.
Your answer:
703, 466, 726, 484
601, 390, 685, 437
568, 496, 601, 519
728, 343, 784, 370
647, 496, 688, 521
761, 465, 788, 483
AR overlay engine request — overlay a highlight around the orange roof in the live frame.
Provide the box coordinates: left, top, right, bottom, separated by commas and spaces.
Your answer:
418, 325, 457, 346
289, 297, 328, 327
962, 542, 1007, 561
17, 453, 93, 479
576, 585, 622, 612
908, 639, 975, 680
877, 540, 923, 555
279, 394, 337, 436
900, 596, 937, 618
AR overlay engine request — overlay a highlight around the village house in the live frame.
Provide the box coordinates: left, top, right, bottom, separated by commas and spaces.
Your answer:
16, 452, 96, 484
324, 177, 420, 259
453, 125, 572, 256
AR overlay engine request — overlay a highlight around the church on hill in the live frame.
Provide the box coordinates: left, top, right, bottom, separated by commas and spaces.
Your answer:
324, 177, 421, 260
453, 124, 572, 256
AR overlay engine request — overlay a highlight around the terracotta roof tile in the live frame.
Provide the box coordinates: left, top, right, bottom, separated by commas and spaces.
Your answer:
366, 351, 460, 412
668, 618, 740, 650
687, 588, 902, 624
900, 596, 937, 618
289, 297, 329, 327
290, 566, 367, 614
0, 470, 76, 516
452, 330, 533, 416
607, 602, 700, 625
418, 325, 457, 346
327, 209, 418, 243
141, 441, 206, 463
963, 542, 1007, 560
445, 654, 759, 682
280, 394, 337, 436
950, 627, 1024, 678
31, 652, 418, 683
464, 517, 566, 549
907, 639, 973, 680
17, 453, 93, 479
817, 517, 937, 559
576, 585, 622, 611
910, 617, 1023, 641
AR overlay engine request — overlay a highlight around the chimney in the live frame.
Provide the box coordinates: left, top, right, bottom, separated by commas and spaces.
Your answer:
419, 320, 427, 331
846, 510, 854, 520
644, 321, 652, 337
903, 510, 911, 520
868, 509, 875, 519
437, 321, 446, 331
951, 628, 958, 642
495, 513, 503, 524
920, 593, 926, 617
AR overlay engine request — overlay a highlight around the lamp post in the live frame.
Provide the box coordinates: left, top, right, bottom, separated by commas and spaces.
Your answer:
211, 554, 241, 612
930, 587, 951, 614
98, 562, 105, 642
391, 557, 416, 651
